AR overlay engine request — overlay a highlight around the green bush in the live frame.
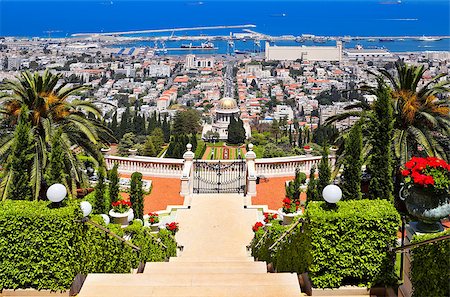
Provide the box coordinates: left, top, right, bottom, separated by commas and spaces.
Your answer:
251, 199, 400, 289
0, 200, 177, 291
410, 229, 450, 297
307, 200, 399, 288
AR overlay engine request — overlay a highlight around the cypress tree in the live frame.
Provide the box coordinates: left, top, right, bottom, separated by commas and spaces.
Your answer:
130, 172, 144, 220
4, 105, 34, 200
118, 106, 131, 138
147, 112, 157, 135
190, 133, 198, 152
317, 146, 331, 196
341, 122, 362, 200
108, 164, 120, 203
111, 111, 118, 138
142, 136, 156, 157
45, 129, 67, 187
162, 116, 171, 142
367, 82, 394, 202
306, 165, 320, 202
94, 167, 107, 214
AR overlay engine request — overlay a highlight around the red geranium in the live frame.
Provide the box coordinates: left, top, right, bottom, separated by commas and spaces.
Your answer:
147, 212, 159, 224
166, 222, 179, 235
402, 156, 450, 192
303, 145, 311, 150
252, 222, 264, 232
111, 199, 132, 213
263, 212, 278, 223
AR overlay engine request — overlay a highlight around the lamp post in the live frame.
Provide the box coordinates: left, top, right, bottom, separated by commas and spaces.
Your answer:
322, 184, 342, 208
46, 183, 67, 207
80, 201, 93, 218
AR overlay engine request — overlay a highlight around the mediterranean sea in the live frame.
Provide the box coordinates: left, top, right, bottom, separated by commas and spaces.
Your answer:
1, 0, 449, 52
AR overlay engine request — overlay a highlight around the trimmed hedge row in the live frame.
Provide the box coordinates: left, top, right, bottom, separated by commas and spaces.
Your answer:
251, 199, 400, 289
410, 229, 450, 297
0, 200, 177, 291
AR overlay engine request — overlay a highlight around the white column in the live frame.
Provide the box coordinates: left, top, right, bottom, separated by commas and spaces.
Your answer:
245, 144, 257, 197
180, 144, 194, 197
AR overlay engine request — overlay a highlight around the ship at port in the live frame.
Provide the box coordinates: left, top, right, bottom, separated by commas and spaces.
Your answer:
181, 42, 215, 49
379, 38, 394, 42
416, 36, 442, 42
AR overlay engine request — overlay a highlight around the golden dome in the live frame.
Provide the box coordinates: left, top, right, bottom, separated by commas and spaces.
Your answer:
217, 97, 238, 110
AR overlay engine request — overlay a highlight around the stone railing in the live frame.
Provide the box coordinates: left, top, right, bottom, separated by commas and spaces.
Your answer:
255, 155, 336, 178
104, 155, 184, 178
103, 144, 336, 197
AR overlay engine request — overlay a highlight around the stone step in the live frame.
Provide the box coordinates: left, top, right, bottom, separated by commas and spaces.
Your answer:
143, 261, 267, 274
169, 256, 254, 262
78, 273, 301, 297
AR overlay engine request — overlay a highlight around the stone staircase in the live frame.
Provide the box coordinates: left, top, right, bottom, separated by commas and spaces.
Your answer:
78, 194, 301, 297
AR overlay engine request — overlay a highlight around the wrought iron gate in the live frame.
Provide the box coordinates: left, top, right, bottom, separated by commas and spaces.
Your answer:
193, 160, 247, 194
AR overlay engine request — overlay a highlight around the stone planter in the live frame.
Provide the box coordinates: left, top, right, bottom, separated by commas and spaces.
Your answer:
109, 208, 133, 226
278, 208, 302, 225
128, 148, 138, 156
100, 147, 111, 155
403, 186, 450, 233
150, 223, 160, 232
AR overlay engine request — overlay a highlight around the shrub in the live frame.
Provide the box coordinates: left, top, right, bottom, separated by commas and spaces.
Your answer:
306, 200, 399, 288
410, 229, 450, 297
251, 199, 400, 289
108, 164, 120, 203
341, 122, 362, 200
130, 172, 144, 220
0, 200, 177, 291
317, 147, 331, 195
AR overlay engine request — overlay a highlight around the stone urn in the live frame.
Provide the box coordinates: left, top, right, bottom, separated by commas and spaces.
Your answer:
150, 223, 160, 232
278, 208, 302, 225
109, 208, 133, 226
402, 186, 450, 233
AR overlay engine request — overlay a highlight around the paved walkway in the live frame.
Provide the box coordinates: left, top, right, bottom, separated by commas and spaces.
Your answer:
175, 194, 258, 259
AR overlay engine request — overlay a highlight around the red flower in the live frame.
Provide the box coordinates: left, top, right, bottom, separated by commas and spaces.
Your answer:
401, 169, 410, 177
283, 198, 291, 204
252, 222, 264, 232
303, 145, 311, 150
166, 222, 179, 234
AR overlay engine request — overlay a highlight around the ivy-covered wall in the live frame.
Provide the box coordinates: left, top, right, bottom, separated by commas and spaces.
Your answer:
410, 229, 450, 297
0, 200, 177, 292
251, 199, 400, 289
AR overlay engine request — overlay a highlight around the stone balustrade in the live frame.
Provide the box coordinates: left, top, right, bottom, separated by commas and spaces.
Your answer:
105, 155, 184, 178
255, 155, 335, 177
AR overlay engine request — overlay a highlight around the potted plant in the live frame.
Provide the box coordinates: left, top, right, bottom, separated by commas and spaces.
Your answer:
263, 212, 278, 226
252, 222, 264, 232
166, 222, 179, 235
303, 145, 312, 154
109, 199, 133, 226
147, 212, 160, 232
278, 197, 302, 225
401, 156, 450, 233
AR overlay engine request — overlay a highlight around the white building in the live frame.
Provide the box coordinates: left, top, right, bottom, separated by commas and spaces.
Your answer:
273, 105, 294, 121
185, 54, 214, 69
147, 64, 171, 77
265, 41, 342, 62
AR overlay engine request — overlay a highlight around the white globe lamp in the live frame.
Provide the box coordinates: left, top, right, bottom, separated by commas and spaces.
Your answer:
100, 214, 110, 225
80, 201, 93, 217
46, 184, 67, 203
322, 185, 342, 204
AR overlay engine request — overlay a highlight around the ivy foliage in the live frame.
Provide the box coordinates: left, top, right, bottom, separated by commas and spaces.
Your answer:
0, 200, 177, 291
410, 229, 450, 297
251, 199, 400, 289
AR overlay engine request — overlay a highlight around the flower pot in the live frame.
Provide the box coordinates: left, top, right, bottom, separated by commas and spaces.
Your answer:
109, 208, 133, 226
150, 223, 160, 232
278, 208, 302, 225
403, 186, 450, 233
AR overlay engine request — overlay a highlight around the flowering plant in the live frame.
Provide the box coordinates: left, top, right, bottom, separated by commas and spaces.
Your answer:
252, 222, 264, 232
166, 222, 179, 235
111, 199, 132, 213
147, 212, 159, 224
263, 212, 278, 224
282, 197, 300, 214
303, 145, 311, 150
401, 156, 450, 193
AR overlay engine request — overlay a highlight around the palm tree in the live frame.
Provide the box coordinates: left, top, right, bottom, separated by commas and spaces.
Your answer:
325, 62, 450, 166
0, 70, 112, 200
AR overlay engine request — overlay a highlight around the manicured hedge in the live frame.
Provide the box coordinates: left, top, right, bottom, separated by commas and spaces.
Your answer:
410, 229, 450, 297
251, 199, 400, 289
0, 200, 176, 292
307, 200, 400, 288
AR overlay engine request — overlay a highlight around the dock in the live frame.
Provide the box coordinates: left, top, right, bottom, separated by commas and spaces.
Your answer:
71, 24, 256, 37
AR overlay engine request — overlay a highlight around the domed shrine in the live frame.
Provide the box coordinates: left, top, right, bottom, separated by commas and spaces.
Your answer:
202, 97, 251, 141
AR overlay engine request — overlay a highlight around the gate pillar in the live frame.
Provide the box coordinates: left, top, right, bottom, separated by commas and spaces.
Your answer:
245, 144, 257, 197
180, 144, 194, 197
